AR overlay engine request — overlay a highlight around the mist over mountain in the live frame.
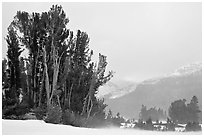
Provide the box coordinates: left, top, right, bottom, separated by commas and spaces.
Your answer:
97, 80, 137, 99
99, 62, 202, 121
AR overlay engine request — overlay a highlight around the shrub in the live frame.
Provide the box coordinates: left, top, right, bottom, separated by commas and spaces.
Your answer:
71, 113, 87, 127
44, 105, 62, 124
62, 109, 76, 125
2, 102, 30, 119
34, 107, 47, 120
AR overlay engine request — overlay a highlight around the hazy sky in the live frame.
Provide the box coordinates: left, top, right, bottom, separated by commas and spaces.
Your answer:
2, 2, 202, 82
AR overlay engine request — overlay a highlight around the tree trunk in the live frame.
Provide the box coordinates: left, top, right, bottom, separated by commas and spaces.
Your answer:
87, 97, 93, 119
42, 46, 50, 108
81, 70, 97, 117
38, 69, 45, 107
33, 49, 40, 107
50, 58, 60, 103
57, 95, 61, 108
68, 83, 73, 109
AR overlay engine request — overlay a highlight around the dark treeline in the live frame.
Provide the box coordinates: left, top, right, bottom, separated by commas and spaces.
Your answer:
169, 96, 201, 124
134, 96, 201, 131
139, 105, 167, 121
138, 96, 201, 124
2, 5, 114, 128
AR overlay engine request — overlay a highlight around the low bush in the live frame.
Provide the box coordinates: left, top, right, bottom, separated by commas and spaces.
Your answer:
62, 109, 76, 125
44, 105, 62, 124
33, 107, 47, 120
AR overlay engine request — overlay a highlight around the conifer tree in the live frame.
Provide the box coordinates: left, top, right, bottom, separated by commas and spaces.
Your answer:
168, 96, 201, 123
187, 96, 201, 123
6, 25, 23, 102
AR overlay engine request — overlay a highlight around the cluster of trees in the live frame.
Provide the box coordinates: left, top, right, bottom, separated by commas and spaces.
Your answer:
106, 110, 126, 127
2, 5, 113, 127
168, 96, 201, 124
138, 95, 201, 125
139, 105, 167, 121
135, 96, 201, 131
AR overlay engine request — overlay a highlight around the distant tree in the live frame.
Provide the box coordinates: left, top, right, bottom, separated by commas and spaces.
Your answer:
139, 105, 167, 121
168, 99, 187, 123
116, 112, 120, 118
139, 104, 147, 121
168, 96, 201, 124
186, 96, 201, 123
145, 117, 154, 130
106, 109, 113, 121
146, 117, 152, 125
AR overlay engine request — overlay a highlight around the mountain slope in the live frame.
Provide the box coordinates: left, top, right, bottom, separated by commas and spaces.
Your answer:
104, 63, 202, 121
97, 80, 137, 99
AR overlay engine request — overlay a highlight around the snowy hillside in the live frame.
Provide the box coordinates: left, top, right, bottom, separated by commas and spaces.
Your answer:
2, 120, 201, 135
142, 62, 202, 85
97, 80, 137, 99
170, 62, 202, 76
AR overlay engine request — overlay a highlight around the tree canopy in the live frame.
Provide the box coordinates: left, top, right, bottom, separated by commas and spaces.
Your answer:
168, 96, 201, 123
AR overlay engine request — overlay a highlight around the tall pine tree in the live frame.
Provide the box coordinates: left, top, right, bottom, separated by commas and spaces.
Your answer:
6, 25, 24, 103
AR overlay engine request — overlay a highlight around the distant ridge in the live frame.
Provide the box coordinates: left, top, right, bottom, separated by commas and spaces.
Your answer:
102, 62, 202, 122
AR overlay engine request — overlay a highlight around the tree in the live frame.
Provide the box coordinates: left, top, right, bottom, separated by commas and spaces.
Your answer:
168, 96, 201, 124
139, 104, 147, 121
145, 117, 154, 130
168, 99, 187, 123
106, 109, 113, 121
40, 5, 70, 108
6, 25, 24, 103
12, 5, 70, 108
12, 11, 44, 107
186, 96, 201, 123
139, 105, 167, 121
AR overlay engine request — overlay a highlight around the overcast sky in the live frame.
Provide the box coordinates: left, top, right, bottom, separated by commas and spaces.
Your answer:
2, 2, 202, 82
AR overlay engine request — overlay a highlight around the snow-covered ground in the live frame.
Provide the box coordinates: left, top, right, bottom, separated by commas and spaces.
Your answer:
2, 120, 202, 135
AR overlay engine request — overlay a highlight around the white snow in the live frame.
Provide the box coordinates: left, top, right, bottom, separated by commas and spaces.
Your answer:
2, 120, 202, 135
97, 81, 137, 99
140, 62, 202, 85
168, 62, 202, 77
